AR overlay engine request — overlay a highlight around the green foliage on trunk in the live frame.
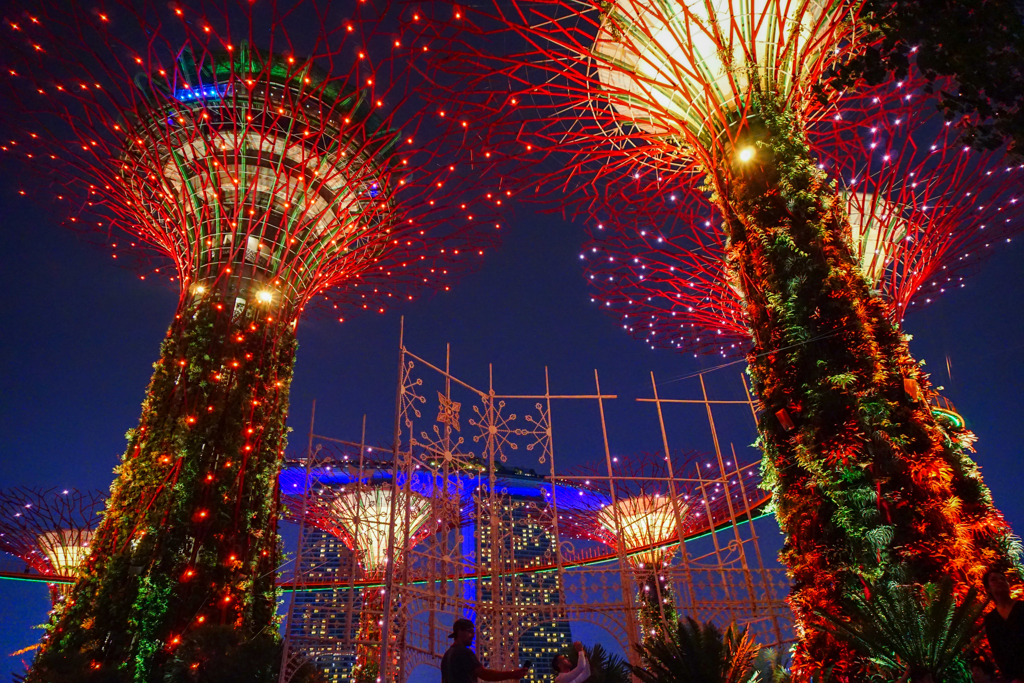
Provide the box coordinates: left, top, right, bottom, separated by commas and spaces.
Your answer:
30, 300, 296, 682
707, 89, 1019, 676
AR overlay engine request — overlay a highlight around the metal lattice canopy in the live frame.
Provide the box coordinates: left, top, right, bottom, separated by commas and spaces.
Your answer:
592, 0, 845, 153
553, 451, 757, 568
288, 484, 438, 580
123, 42, 398, 312
4, 1, 505, 326
596, 494, 685, 567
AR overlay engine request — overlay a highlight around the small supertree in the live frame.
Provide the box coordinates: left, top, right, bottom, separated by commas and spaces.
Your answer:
425, 2, 1022, 675
2, 1, 503, 679
283, 483, 446, 683
0, 488, 105, 604
554, 452, 763, 641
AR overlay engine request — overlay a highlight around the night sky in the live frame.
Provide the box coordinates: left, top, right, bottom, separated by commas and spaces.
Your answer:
2, 160, 1023, 677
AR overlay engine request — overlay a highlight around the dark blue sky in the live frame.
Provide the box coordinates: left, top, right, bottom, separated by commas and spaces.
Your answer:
2, 168, 1023, 678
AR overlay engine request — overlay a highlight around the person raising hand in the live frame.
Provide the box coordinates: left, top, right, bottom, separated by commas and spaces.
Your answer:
551, 642, 590, 683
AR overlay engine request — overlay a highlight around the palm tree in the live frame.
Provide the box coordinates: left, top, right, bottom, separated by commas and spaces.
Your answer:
631, 618, 760, 683
751, 648, 791, 683
815, 579, 984, 683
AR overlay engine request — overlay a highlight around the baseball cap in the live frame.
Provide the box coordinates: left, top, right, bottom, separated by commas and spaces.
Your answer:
449, 618, 475, 638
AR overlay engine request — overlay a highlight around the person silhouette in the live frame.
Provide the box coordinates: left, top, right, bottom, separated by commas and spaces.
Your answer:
983, 569, 1024, 683
441, 618, 530, 683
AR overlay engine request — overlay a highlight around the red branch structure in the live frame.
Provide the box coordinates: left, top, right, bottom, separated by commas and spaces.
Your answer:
284, 485, 442, 582
0, 488, 106, 604
3, 2, 504, 322
579, 77, 1024, 356
1, 1, 505, 680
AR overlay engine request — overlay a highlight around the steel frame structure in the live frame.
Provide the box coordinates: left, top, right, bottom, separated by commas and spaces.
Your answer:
279, 323, 791, 683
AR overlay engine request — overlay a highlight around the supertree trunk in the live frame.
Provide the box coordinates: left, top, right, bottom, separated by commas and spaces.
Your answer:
354, 587, 385, 683
32, 297, 295, 681
636, 570, 676, 642
717, 94, 1018, 678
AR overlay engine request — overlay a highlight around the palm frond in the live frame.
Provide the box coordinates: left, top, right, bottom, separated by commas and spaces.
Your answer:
815, 579, 984, 681
631, 618, 760, 683
752, 648, 793, 683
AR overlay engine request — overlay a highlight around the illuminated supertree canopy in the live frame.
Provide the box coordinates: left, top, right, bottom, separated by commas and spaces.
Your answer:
294, 484, 435, 580
425, 0, 1022, 675
555, 452, 760, 566
554, 451, 763, 640
1, 1, 504, 680
0, 488, 105, 605
580, 78, 1024, 356
595, 494, 683, 569
552, 454, 753, 561
283, 482, 445, 683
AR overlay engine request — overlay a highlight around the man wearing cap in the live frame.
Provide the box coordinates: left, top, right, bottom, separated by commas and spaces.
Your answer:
441, 618, 530, 683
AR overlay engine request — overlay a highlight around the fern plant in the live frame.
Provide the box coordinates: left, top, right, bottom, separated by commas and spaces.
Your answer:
631, 618, 760, 683
815, 579, 985, 683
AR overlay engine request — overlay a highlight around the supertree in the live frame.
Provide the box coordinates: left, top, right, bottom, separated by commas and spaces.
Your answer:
0, 488, 106, 605
282, 482, 450, 683
554, 452, 762, 641
1, 1, 504, 679
424, 1, 1022, 675
581, 79, 1024, 356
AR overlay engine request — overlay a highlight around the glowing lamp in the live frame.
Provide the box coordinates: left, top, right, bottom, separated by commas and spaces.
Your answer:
592, 0, 844, 151
737, 146, 756, 163
256, 290, 273, 304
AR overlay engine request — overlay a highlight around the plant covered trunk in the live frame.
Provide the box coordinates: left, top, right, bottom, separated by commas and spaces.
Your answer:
31, 298, 296, 682
353, 586, 385, 683
636, 569, 676, 642
714, 94, 1019, 679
